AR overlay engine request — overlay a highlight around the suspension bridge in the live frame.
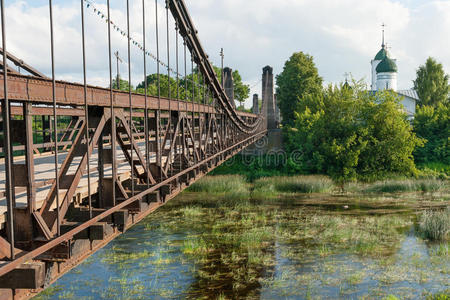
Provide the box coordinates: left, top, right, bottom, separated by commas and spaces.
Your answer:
0, 0, 280, 298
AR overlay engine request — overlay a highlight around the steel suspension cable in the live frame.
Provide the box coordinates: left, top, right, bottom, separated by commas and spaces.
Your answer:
107, 0, 117, 206
155, 0, 162, 184
48, 0, 61, 236
165, 0, 172, 174
175, 21, 181, 174
80, 0, 92, 219
191, 53, 195, 164
126, 0, 134, 196
183, 38, 187, 159
1, 0, 15, 259
142, 0, 150, 192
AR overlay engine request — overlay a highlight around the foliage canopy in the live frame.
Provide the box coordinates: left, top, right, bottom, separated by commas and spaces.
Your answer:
284, 81, 423, 181
413, 57, 449, 107
413, 103, 449, 165
276, 52, 323, 127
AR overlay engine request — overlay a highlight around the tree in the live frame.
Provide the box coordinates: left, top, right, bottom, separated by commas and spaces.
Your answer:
285, 81, 423, 181
136, 74, 191, 100
413, 103, 449, 164
211, 65, 250, 107
413, 57, 449, 107
136, 65, 249, 106
112, 78, 134, 92
358, 90, 422, 178
276, 52, 323, 127
232, 70, 250, 108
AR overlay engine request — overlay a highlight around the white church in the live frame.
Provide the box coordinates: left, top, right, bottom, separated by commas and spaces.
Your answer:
370, 28, 418, 119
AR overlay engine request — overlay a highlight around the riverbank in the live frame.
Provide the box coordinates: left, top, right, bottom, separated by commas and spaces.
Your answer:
191, 174, 450, 200
211, 155, 450, 182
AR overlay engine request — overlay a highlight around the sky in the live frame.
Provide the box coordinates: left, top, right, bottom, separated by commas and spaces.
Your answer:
2, 0, 450, 108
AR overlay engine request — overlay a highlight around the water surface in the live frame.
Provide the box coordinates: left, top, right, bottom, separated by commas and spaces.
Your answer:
35, 192, 449, 299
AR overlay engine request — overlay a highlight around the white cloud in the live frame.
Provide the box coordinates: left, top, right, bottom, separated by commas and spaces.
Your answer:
2, 0, 449, 108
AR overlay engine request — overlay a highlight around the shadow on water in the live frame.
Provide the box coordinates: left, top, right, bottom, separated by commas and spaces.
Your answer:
34, 192, 449, 300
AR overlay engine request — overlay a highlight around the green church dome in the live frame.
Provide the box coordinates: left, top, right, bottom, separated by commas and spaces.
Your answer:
376, 56, 397, 73
374, 47, 389, 60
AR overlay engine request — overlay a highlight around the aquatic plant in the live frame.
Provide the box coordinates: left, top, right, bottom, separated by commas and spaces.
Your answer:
364, 179, 447, 193
188, 175, 250, 200
216, 293, 227, 300
239, 227, 273, 249
365, 180, 417, 193
182, 237, 212, 255
424, 290, 450, 300
418, 179, 448, 192
430, 243, 449, 257
182, 206, 203, 218
276, 213, 412, 257
346, 272, 364, 285
253, 175, 334, 197
419, 209, 449, 241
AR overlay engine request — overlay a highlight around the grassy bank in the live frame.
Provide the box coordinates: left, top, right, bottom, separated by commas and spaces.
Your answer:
212, 155, 450, 181
191, 174, 448, 198
418, 162, 450, 180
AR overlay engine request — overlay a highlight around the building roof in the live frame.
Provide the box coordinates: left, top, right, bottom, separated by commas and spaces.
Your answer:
376, 56, 397, 73
374, 47, 389, 61
397, 89, 419, 100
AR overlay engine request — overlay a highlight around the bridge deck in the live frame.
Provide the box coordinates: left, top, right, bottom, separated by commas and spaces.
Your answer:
0, 146, 130, 229
0, 140, 177, 229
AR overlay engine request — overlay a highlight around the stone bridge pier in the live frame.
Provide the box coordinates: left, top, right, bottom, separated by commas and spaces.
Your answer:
245, 66, 283, 156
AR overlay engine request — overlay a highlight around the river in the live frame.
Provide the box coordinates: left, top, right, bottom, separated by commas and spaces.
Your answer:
34, 191, 449, 299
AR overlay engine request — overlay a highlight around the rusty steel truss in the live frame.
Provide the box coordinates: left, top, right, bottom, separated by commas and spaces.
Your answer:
0, 0, 267, 298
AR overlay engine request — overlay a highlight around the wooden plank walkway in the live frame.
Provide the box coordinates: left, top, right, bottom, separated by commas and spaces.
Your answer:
0, 142, 152, 230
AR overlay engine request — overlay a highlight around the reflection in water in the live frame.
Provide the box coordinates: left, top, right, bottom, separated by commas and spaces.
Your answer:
35, 193, 449, 299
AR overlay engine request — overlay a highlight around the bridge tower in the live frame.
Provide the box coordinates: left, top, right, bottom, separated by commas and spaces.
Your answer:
252, 94, 259, 114
223, 67, 236, 108
262, 66, 278, 130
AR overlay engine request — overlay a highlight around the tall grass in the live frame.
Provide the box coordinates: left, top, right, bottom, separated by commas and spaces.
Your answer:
364, 179, 447, 193
253, 175, 334, 197
188, 175, 250, 200
419, 209, 449, 241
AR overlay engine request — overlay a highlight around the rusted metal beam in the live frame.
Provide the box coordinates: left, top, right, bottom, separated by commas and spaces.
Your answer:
0, 106, 84, 116
0, 74, 258, 119
0, 47, 47, 78
0, 60, 20, 75
0, 261, 45, 289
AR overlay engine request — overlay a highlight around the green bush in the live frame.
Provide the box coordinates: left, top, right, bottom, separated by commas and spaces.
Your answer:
418, 162, 450, 180
212, 155, 289, 181
413, 104, 449, 165
284, 82, 423, 182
